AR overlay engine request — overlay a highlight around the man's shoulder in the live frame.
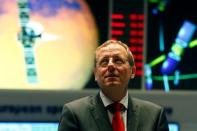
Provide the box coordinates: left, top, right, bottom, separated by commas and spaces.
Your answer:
131, 97, 162, 110
63, 95, 95, 110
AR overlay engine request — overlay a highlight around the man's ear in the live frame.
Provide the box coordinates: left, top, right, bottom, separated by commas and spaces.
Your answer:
130, 65, 136, 79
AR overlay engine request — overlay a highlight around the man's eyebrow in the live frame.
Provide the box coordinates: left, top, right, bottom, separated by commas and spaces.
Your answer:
113, 54, 124, 58
99, 56, 108, 60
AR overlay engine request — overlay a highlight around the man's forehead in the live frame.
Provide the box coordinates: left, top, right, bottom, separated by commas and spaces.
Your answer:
96, 44, 127, 58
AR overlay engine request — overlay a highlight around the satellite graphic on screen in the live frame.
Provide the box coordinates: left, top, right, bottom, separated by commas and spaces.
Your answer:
0, 0, 98, 90
146, 0, 197, 91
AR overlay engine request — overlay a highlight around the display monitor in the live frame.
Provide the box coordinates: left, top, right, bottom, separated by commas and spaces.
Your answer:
0, 121, 179, 131
168, 122, 180, 131
145, 0, 197, 91
0, 0, 109, 90
0, 121, 58, 131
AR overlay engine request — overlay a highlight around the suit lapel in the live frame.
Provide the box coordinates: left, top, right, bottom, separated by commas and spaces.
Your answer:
127, 95, 140, 131
89, 93, 140, 131
90, 93, 112, 131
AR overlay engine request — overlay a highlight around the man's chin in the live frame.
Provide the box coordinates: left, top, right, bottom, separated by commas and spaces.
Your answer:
105, 82, 120, 87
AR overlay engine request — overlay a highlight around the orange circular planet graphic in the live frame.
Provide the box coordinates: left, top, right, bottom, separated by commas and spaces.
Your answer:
0, 0, 98, 90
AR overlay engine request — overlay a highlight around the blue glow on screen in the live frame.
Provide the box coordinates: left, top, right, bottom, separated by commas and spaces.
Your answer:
169, 123, 179, 131
0, 122, 179, 131
0, 122, 58, 131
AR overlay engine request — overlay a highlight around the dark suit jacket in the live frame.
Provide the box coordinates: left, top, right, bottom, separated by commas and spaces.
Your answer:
58, 93, 169, 131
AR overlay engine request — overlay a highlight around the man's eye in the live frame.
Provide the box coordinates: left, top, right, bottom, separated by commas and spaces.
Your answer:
99, 59, 108, 66
114, 59, 124, 64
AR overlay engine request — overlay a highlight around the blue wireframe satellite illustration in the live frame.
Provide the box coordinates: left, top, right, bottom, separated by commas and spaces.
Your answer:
145, 0, 197, 91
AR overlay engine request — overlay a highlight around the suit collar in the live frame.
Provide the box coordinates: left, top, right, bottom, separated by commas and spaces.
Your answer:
90, 93, 113, 131
127, 95, 140, 131
99, 91, 129, 109
89, 93, 140, 131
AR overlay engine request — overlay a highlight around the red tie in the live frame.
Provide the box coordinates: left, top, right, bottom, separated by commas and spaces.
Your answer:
111, 103, 125, 131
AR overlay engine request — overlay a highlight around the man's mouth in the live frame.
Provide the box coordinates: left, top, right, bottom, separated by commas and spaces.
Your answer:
105, 74, 118, 78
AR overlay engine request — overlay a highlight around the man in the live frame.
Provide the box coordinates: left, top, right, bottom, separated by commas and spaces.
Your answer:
58, 40, 169, 131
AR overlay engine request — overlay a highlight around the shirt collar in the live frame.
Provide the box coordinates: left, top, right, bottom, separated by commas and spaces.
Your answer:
100, 91, 128, 109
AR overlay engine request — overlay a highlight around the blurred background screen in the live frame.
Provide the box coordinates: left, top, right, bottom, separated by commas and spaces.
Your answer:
0, 0, 109, 90
168, 122, 180, 131
0, 121, 179, 131
0, 0, 197, 91
145, 0, 197, 91
0, 122, 58, 131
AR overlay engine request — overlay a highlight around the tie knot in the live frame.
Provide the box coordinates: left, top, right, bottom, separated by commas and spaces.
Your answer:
108, 102, 125, 113
113, 103, 122, 111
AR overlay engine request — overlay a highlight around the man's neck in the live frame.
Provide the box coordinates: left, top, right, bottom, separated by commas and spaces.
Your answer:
101, 88, 127, 102
100, 91, 128, 109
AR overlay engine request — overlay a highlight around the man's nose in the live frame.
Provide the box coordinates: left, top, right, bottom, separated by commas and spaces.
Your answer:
107, 59, 115, 71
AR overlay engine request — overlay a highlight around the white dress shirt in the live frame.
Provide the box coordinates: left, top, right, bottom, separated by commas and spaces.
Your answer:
100, 91, 128, 131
